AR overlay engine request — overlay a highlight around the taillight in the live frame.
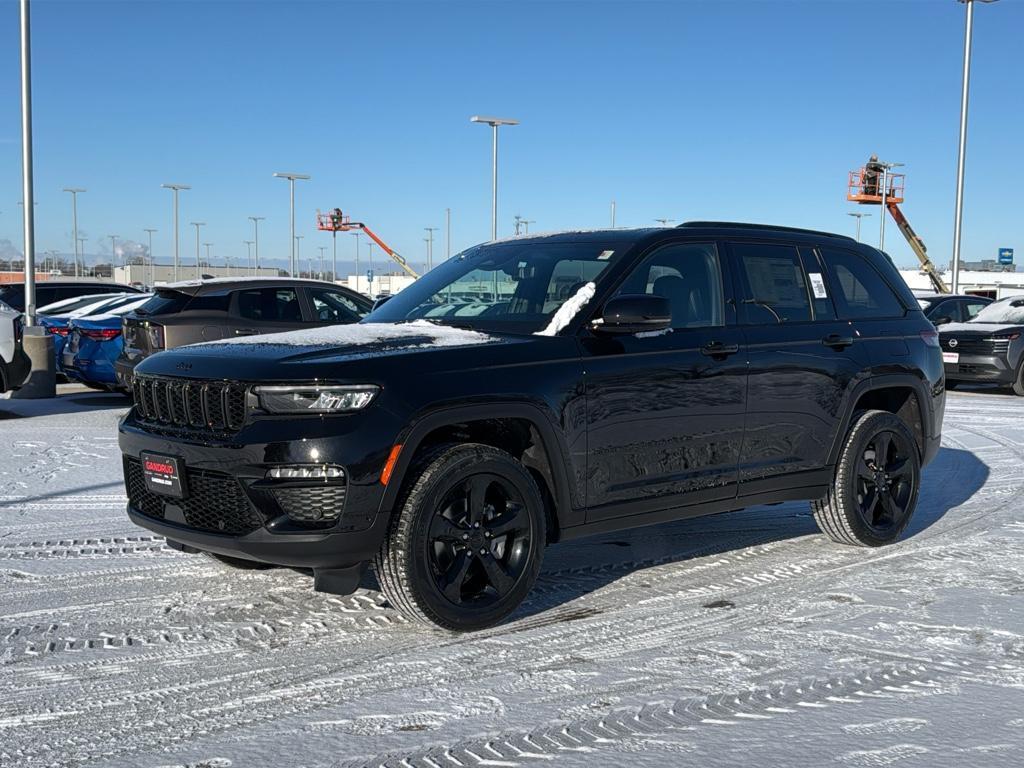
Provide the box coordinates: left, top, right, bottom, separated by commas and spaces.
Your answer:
47, 326, 70, 337
920, 330, 940, 348
148, 324, 165, 350
81, 328, 122, 341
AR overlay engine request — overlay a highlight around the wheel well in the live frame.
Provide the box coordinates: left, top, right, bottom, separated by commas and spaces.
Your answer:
410, 418, 561, 543
851, 387, 924, 457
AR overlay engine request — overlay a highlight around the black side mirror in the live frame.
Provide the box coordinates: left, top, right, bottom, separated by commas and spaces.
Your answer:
933, 315, 952, 326
594, 294, 671, 334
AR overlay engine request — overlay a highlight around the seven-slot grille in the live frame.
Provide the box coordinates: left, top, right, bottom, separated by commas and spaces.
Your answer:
942, 337, 1011, 356
132, 375, 248, 433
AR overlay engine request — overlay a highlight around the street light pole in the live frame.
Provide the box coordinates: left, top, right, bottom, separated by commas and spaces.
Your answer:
846, 212, 871, 242
161, 183, 190, 282
424, 227, 437, 270
19, 0, 38, 324
63, 187, 85, 278
610, 200, 616, 228
951, 0, 999, 294
445, 207, 451, 259
351, 231, 362, 293
295, 235, 304, 277
203, 242, 212, 271
654, 218, 675, 227
470, 116, 519, 240
244, 240, 254, 276
318, 245, 326, 280
273, 172, 310, 276
248, 215, 264, 274
876, 161, 904, 252
108, 235, 119, 280
190, 222, 205, 279
143, 227, 157, 285
77, 237, 87, 274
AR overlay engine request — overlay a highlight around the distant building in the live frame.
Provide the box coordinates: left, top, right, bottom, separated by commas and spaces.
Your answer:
956, 259, 1017, 273
899, 269, 1024, 300
114, 263, 281, 286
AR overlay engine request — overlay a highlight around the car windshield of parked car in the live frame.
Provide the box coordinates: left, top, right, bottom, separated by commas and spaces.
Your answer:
968, 299, 1024, 325
366, 239, 631, 334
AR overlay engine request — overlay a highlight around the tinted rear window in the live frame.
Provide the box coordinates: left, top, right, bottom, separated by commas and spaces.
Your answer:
135, 291, 230, 316
821, 247, 906, 320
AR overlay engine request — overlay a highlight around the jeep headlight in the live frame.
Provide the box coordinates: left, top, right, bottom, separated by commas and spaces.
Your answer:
254, 384, 379, 414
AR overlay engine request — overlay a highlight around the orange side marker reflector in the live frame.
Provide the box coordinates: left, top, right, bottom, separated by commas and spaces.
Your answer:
381, 444, 403, 486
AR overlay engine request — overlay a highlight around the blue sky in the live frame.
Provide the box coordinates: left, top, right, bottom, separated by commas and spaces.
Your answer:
1, 0, 1021, 274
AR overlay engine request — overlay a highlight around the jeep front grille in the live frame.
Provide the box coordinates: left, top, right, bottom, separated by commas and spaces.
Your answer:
132, 375, 248, 434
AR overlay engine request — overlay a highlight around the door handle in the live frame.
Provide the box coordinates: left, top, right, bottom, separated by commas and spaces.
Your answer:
700, 341, 740, 357
822, 333, 854, 348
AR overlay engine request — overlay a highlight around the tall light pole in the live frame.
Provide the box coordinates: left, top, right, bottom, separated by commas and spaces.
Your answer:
248, 215, 264, 274
273, 172, 309, 276
424, 227, 437, 270
522, 219, 534, 234
77, 237, 87, 274
318, 245, 326, 280
952, 0, 999, 294
143, 227, 157, 285
19, 0, 38, 324
470, 115, 519, 241
351, 231, 362, 292
190, 221, 204, 279
244, 240, 254, 275
367, 240, 374, 292
654, 218, 675, 227
107, 235, 119, 281
846, 212, 871, 242
63, 187, 85, 278
161, 183, 189, 282
445, 207, 451, 259
610, 200, 616, 228
203, 242, 213, 270
295, 234, 304, 277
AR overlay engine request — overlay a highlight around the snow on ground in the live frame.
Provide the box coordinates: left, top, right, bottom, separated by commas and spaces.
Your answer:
1, 386, 1024, 767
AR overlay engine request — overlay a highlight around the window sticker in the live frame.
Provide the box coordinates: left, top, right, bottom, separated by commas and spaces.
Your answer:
597, 250, 614, 260
808, 272, 828, 299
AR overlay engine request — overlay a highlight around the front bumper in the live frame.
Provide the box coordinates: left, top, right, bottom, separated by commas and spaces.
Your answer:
944, 355, 1016, 384
118, 407, 402, 570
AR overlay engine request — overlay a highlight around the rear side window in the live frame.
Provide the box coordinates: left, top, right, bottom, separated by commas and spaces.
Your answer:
732, 242, 812, 323
235, 288, 303, 322
135, 291, 229, 315
821, 248, 905, 319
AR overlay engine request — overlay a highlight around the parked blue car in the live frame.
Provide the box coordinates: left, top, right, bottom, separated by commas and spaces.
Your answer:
62, 295, 152, 390
41, 293, 142, 374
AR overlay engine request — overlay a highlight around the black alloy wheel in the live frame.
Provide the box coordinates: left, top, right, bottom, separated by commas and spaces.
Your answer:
854, 429, 916, 535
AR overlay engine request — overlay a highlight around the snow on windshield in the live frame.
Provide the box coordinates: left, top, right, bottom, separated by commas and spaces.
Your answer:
534, 282, 596, 337
208, 319, 496, 349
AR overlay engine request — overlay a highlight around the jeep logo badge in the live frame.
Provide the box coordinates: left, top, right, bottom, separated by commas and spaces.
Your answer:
176, 361, 193, 370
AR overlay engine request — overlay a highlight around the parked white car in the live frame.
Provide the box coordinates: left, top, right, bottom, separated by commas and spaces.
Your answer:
0, 300, 30, 393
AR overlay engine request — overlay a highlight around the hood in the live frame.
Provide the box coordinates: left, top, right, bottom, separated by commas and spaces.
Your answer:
940, 321, 1024, 336
134, 320, 536, 380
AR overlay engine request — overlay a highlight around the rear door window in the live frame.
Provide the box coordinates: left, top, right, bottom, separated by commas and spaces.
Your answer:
820, 247, 905, 319
964, 300, 988, 319
235, 287, 303, 322
732, 242, 812, 323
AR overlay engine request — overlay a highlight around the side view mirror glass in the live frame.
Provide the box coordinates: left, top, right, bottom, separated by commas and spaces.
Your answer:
594, 294, 671, 335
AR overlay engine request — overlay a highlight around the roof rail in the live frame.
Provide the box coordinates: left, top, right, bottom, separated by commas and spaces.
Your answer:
677, 221, 856, 242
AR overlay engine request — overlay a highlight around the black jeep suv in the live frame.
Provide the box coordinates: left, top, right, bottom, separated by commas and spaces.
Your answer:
119, 223, 944, 631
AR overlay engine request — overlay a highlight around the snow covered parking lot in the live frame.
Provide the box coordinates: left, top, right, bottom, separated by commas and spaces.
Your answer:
2, 387, 1024, 767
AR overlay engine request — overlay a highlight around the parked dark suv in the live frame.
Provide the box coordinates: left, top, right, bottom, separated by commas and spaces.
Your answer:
0, 280, 142, 313
118, 223, 944, 630
115, 278, 372, 386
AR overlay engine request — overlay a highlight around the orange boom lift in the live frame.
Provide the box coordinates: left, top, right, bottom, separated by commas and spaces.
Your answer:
316, 209, 419, 279
847, 165, 948, 294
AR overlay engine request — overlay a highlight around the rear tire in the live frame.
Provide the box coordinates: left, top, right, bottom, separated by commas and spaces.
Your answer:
812, 410, 920, 547
374, 443, 546, 631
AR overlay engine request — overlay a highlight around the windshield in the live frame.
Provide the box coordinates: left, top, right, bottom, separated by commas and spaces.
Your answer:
367, 240, 631, 334
969, 298, 1024, 325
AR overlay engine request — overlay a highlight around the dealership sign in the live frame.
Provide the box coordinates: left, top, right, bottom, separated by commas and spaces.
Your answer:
999, 248, 1014, 265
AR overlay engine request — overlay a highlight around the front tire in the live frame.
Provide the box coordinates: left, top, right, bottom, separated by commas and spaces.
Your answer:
812, 410, 921, 547
374, 444, 546, 631
1013, 362, 1024, 397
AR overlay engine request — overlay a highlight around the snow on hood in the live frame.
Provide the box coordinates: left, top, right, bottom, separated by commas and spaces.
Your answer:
535, 282, 596, 337
206, 319, 497, 351
940, 321, 1024, 334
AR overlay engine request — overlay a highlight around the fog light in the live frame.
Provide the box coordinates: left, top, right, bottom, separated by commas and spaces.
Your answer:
266, 465, 345, 480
